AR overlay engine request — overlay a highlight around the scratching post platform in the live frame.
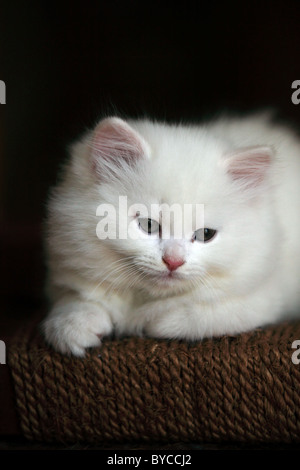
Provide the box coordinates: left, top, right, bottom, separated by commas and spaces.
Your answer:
7, 317, 300, 445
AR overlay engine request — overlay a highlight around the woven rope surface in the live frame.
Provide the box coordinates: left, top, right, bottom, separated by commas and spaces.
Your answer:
8, 318, 300, 444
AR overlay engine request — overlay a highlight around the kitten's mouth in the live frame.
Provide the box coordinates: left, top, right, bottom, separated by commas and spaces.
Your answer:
155, 270, 193, 293
159, 269, 184, 282
136, 266, 193, 294
134, 264, 188, 290
166, 271, 178, 278
143, 268, 184, 283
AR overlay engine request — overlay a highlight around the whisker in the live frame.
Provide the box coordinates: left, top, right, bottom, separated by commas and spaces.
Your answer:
103, 263, 142, 296
90, 257, 137, 295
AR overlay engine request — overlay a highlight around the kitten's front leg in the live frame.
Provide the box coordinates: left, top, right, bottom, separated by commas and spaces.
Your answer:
42, 298, 113, 356
133, 296, 200, 340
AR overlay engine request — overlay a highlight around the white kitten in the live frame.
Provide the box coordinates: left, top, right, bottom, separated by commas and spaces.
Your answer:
42, 112, 300, 356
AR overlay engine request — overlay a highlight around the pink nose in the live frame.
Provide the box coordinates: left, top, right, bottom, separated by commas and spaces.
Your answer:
162, 256, 185, 271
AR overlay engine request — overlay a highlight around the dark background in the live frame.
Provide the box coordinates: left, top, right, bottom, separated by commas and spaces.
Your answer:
1, 0, 300, 323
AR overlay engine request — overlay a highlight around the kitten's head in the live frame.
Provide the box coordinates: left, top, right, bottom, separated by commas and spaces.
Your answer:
62, 116, 276, 300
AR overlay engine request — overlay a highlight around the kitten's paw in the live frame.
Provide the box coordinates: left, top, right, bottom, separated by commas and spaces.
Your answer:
42, 301, 113, 357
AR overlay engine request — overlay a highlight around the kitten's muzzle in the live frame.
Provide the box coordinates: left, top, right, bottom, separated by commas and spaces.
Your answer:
162, 255, 185, 272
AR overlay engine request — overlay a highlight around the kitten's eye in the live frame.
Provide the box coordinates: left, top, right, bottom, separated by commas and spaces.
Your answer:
138, 218, 160, 235
193, 228, 217, 243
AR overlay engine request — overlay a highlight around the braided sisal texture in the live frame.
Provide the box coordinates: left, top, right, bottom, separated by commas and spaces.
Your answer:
8, 318, 300, 444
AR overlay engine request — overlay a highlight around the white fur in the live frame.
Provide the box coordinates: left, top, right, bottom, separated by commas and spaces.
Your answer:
42, 113, 300, 356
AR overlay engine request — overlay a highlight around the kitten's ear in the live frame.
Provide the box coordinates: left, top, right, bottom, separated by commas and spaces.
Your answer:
89, 117, 150, 180
222, 146, 274, 193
